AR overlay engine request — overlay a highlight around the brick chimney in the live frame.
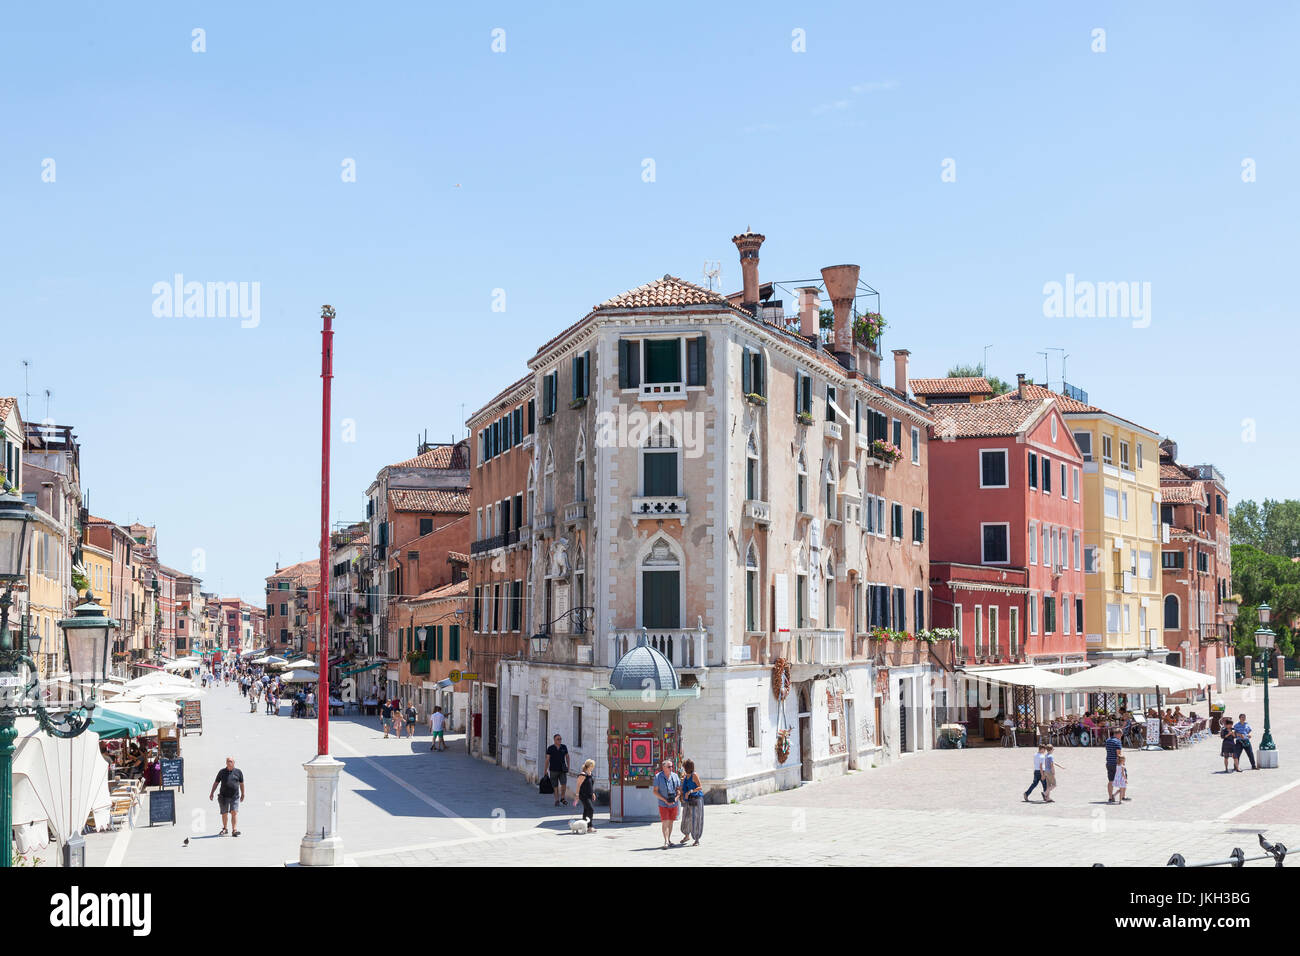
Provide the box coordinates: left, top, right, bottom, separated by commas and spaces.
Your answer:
797, 287, 820, 339
820, 264, 860, 355
731, 229, 765, 309
893, 349, 910, 397
1016, 373, 1027, 401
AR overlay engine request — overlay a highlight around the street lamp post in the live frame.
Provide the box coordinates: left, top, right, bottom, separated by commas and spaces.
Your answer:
0, 480, 117, 867
1255, 604, 1278, 767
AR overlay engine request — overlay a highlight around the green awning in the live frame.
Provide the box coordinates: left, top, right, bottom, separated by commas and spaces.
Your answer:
91, 708, 154, 739
340, 661, 386, 677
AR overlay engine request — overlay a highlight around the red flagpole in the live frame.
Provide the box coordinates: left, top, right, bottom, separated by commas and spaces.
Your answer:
318, 305, 334, 757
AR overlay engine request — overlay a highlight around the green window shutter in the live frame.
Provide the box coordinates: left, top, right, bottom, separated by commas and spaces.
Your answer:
802, 374, 812, 414
619, 340, 640, 389
642, 571, 681, 628
687, 336, 706, 386
742, 347, 752, 394
756, 352, 765, 396
583, 350, 590, 397
450, 625, 460, 661
643, 451, 677, 496
572, 356, 580, 400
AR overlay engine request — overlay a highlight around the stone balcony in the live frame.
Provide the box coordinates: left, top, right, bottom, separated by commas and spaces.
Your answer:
611, 628, 707, 670
639, 381, 685, 401
824, 421, 842, 441
743, 499, 771, 525
790, 628, 846, 666
631, 496, 688, 523
563, 501, 588, 527
534, 512, 556, 536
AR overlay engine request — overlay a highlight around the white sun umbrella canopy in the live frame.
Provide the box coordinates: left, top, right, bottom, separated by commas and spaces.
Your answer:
1137, 658, 1216, 689
124, 671, 195, 691
278, 669, 319, 683
163, 657, 203, 673
1054, 659, 1192, 694
104, 696, 179, 727
130, 683, 206, 702
12, 717, 112, 847
284, 657, 316, 669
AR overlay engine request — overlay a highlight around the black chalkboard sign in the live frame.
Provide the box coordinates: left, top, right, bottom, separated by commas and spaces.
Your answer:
149, 789, 175, 827
160, 758, 184, 791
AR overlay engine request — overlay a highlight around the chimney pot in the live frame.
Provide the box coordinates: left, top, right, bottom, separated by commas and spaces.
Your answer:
796, 287, 820, 339
892, 349, 910, 398
1016, 373, 1027, 401
731, 230, 766, 310
820, 264, 861, 354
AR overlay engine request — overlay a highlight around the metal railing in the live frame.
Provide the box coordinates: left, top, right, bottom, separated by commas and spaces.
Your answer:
1164, 834, 1287, 868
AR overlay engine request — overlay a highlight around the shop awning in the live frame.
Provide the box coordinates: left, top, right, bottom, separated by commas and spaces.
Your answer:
90, 709, 154, 739
341, 661, 385, 677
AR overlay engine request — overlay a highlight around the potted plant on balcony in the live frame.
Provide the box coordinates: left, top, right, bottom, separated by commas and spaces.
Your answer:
870, 439, 903, 464
744, 392, 767, 406
796, 410, 815, 427
569, 396, 587, 410
852, 312, 886, 348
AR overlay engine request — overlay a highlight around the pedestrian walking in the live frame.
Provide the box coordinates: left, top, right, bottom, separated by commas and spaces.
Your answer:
677, 758, 704, 845
1233, 713, 1257, 771
1042, 745, 1061, 803
392, 699, 406, 739
404, 701, 418, 738
545, 734, 570, 806
1113, 755, 1129, 801
653, 759, 680, 849
1220, 721, 1236, 772
428, 706, 447, 751
380, 698, 394, 737
1104, 727, 1123, 803
208, 756, 245, 837
1023, 744, 1047, 802
572, 758, 596, 832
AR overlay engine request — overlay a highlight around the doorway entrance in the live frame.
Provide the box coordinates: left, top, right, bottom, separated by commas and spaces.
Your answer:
538, 709, 549, 781
486, 686, 498, 759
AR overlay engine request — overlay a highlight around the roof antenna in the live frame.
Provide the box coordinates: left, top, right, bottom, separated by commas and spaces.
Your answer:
21, 360, 31, 423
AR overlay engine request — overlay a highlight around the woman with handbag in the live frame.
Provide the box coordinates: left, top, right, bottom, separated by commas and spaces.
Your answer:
677, 758, 704, 846
572, 759, 597, 831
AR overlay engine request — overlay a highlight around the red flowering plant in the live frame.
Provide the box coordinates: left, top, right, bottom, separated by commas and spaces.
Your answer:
870, 439, 903, 464
853, 312, 886, 346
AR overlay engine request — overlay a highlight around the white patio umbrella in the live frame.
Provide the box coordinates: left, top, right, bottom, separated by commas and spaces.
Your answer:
12, 717, 112, 850
130, 684, 206, 702
103, 696, 180, 727
283, 658, 316, 669
278, 669, 319, 683
124, 672, 195, 692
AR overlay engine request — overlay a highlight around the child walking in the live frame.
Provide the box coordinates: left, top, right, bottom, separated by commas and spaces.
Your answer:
1112, 755, 1129, 801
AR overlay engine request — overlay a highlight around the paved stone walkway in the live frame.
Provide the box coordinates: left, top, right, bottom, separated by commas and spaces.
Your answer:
77, 677, 1298, 867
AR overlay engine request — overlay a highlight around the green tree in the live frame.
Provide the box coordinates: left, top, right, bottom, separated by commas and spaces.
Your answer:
1230, 543, 1300, 659
1229, 499, 1300, 556
948, 363, 1011, 396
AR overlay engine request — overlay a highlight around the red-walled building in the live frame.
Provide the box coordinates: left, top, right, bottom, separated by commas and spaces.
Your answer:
928, 395, 1087, 691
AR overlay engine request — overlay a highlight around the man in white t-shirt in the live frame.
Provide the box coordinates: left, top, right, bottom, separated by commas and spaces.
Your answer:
428, 706, 447, 752
1023, 745, 1047, 802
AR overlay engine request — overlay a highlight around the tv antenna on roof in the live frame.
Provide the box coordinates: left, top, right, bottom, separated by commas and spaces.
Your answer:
43, 388, 53, 423
702, 261, 721, 292
21, 360, 31, 423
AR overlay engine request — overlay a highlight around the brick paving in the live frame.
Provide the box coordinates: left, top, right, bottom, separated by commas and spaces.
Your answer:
79, 677, 1299, 867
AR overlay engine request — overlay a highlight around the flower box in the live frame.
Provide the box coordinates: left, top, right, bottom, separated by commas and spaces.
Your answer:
744, 393, 767, 406
796, 411, 815, 426
870, 439, 903, 464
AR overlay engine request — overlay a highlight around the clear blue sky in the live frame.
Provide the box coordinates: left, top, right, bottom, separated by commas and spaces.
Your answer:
3, 2, 1296, 603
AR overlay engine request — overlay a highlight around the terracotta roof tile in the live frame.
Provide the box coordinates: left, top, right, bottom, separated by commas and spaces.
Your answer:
910, 377, 993, 397
1160, 462, 1197, 481
986, 382, 1158, 433
447, 551, 469, 564
390, 488, 470, 514
266, 559, 320, 585
1161, 483, 1207, 506
594, 275, 733, 311
411, 579, 469, 602
0, 397, 18, 422
929, 397, 1050, 439
391, 442, 469, 470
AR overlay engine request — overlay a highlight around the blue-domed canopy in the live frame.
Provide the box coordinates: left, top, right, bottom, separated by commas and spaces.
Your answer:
609, 641, 678, 691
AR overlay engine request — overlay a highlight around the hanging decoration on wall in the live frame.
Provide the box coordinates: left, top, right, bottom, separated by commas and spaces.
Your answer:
771, 657, 791, 701
772, 656, 792, 764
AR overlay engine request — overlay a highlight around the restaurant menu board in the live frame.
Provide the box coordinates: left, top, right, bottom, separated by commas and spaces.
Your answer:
182, 700, 202, 735
149, 789, 176, 827
160, 758, 184, 790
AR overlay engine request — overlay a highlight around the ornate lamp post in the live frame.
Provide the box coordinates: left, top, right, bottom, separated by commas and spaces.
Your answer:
1255, 604, 1278, 767
0, 484, 118, 866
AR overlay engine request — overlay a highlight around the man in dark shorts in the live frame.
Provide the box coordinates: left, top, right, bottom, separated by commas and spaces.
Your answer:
544, 734, 570, 806
379, 698, 394, 738
1104, 727, 1124, 802
208, 756, 246, 836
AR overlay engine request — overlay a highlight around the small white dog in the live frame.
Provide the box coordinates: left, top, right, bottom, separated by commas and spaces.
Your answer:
569, 819, 589, 834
